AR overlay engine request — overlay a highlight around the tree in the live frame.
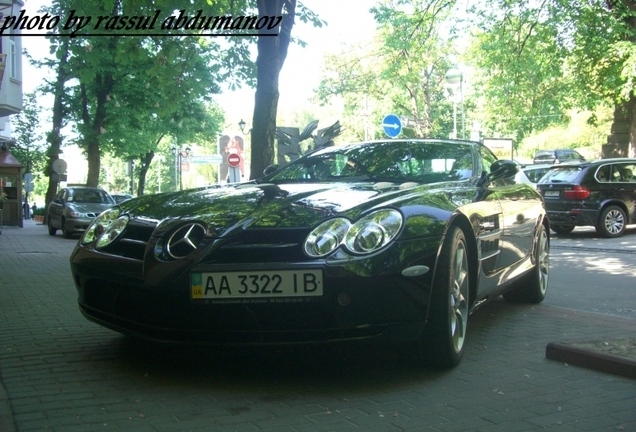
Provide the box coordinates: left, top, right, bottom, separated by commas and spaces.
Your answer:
41, 0, 254, 189
11, 92, 48, 211
315, 0, 459, 140
250, 0, 323, 179
467, 0, 636, 153
40, 34, 71, 219
11, 92, 47, 175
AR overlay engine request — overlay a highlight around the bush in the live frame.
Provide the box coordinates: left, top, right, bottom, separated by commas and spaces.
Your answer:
32, 207, 45, 216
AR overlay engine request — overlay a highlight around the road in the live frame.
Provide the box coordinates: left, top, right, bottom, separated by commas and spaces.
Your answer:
0, 221, 634, 432
548, 226, 636, 319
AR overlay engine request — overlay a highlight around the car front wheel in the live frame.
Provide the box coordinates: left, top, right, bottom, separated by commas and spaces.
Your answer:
420, 225, 470, 369
551, 224, 575, 235
61, 218, 73, 239
596, 205, 626, 238
48, 219, 57, 236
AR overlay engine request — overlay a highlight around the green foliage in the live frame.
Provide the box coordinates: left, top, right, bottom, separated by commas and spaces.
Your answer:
466, 0, 636, 146
315, 0, 459, 140
517, 106, 612, 161
466, 1, 573, 142
40, 0, 255, 187
11, 92, 48, 185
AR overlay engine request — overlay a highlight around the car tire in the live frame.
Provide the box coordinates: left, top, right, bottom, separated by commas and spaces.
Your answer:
551, 224, 575, 235
596, 205, 626, 238
62, 218, 73, 239
503, 224, 549, 304
420, 225, 470, 369
48, 220, 57, 236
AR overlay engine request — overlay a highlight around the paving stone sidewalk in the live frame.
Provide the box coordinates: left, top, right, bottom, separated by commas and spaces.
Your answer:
0, 220, 635, 432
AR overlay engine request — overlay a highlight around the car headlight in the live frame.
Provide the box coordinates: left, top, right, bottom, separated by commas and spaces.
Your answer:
81, 207, 129, 247
69, 211, 87, 218
96, 215, 129, 248
345, 209, 403, 254
304, 218, 350, 257
303, 209, 403, 258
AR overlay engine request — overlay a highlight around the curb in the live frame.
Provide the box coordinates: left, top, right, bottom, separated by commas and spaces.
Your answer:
546, 341, 636, 380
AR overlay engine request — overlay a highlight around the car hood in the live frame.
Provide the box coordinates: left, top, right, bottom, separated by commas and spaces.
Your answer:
67, 202, 114, 214
120, 181, 457, 237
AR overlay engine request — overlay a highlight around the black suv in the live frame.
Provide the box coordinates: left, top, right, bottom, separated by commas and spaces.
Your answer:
536, 158, 636, 237
533, 149, 585, 165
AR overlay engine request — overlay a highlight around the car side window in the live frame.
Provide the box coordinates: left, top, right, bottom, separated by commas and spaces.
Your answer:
614, 163, 636, 182
478, 145, 498, 176
478, 145, 512, 186
596, 165, 610, 182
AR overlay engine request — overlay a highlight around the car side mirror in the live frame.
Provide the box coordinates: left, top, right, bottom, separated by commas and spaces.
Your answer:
488, 159, 519, 182
263, 164, 281, 176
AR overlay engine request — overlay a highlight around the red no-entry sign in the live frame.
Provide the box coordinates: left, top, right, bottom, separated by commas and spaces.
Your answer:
228, 153, 241, 167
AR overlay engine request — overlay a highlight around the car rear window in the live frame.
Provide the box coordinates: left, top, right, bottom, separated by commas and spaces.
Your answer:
524, 167, 552, 183
538, 166, 583, 183
534, 153, 554, 161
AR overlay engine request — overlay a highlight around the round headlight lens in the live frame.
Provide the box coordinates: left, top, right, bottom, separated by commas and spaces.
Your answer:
96, 215, 129, 248
81, 207, 120, 245
351, 224, 385, 252
304, 218, 350, 257
345, 209, 403, 254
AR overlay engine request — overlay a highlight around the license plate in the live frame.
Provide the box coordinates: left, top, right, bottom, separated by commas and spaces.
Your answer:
544, 191, 560, 198
191, 270, 323, 299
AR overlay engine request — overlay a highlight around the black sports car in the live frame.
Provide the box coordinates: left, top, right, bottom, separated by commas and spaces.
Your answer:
70, 139, 550, 368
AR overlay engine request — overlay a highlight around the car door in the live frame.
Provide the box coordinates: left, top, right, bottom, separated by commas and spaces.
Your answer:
495, 180, 542, 270
48, 189, 67, 228
612, 162, 636, 224
469, 146, 507, 297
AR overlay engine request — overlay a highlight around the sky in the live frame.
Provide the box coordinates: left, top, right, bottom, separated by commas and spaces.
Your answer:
20, 0, 379, 135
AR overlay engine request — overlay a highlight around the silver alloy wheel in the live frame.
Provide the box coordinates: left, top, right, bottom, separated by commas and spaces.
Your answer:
450, 241, 469, 353
603, 208, 625, 235
537, 227, 549, 296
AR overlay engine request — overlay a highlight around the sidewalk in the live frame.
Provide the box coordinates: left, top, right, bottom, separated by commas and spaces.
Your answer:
1, 221, 635, 432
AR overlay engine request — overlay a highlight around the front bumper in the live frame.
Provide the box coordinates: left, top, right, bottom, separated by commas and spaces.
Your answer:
70, 238, 439, 345
65, 217, 95, 233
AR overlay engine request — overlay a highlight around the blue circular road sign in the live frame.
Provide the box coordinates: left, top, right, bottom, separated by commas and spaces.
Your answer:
382, 114, 402, 138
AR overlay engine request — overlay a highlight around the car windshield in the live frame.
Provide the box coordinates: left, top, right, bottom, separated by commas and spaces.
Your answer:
69, 189, 113, 204
538, 166, 583, 183
266, 141, 475, 184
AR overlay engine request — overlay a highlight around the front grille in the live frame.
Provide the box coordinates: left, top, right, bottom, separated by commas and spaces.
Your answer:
102, 219, 157, 260
206, 228, 312, 264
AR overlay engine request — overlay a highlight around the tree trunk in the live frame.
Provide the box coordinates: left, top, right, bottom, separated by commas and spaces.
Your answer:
138, 151, 155, 196
44, 40, 70, 223
81, 73, 113, 187
250, 0, 296, 180
629, 96, 636, 157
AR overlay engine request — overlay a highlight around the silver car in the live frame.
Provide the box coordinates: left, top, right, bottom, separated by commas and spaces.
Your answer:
47, 187, 116, 238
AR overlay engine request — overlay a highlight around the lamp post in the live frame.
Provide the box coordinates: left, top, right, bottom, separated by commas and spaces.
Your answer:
171, 146, 191, 191
156, 155, 165, 193
445, 68, 464, 139
129, 160, 135, 195
171, 145, 178, 191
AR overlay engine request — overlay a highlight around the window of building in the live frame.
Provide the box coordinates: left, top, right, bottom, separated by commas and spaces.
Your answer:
9, 33, 17, 80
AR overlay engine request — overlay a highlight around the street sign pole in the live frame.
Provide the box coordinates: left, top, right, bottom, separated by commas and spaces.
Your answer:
227, 153, 242, 183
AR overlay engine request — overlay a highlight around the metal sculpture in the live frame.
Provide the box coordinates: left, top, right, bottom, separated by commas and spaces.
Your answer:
276, 120, 342, 165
